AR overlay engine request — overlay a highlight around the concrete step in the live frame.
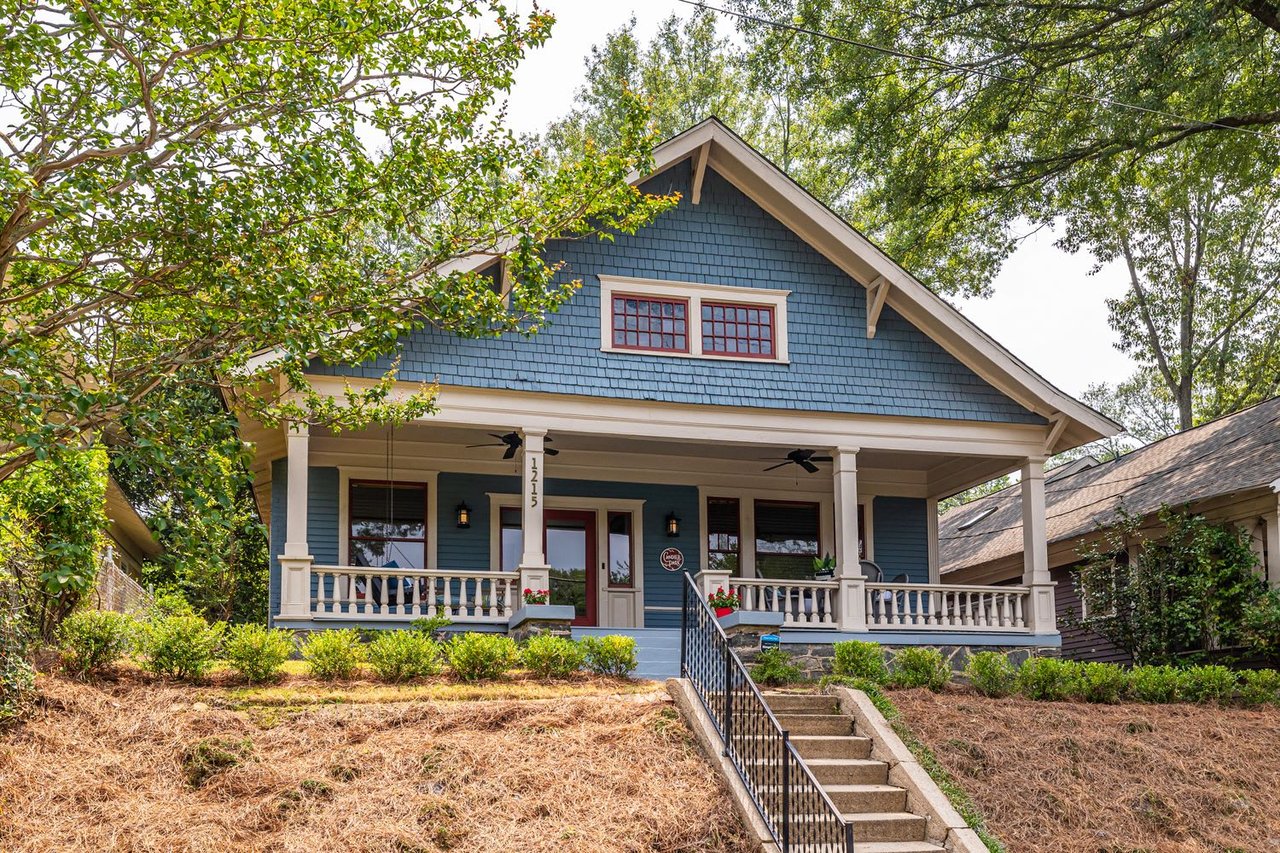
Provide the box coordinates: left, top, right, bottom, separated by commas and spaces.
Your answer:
804, 757, 888, 785
845, 812, 928, 843
762, 692, 836, 714
788, 735, 873, 760
824, 783, 907, 813
848, 843, 945, 853
775, 713, 855, 736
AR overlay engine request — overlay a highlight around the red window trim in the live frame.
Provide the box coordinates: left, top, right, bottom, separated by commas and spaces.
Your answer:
609, 292, 691, 354
700, 300, 777, 359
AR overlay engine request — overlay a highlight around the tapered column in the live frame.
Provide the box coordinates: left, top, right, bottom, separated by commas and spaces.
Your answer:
1021, 457, 1056, 634
833, 447, 861, 574
518, 428, 550, 595
833, 447, 867, 631
279, 422, 313, 619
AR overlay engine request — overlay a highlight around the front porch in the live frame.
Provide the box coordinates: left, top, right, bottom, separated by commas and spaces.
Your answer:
266, 413, 1059, 647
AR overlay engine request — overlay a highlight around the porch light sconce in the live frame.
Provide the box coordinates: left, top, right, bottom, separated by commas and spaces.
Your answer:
455, 502, 472, 529
665, 511, 680, 538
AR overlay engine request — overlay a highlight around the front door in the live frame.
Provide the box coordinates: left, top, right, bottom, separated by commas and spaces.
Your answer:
545, 509, 597, 626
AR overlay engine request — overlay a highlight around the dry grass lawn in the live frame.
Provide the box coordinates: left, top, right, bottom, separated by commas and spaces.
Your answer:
891, 687, 1280, 853
0, 673, 753, 852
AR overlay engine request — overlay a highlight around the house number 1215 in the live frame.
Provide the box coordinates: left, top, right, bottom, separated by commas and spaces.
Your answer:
529, 457, 539, 507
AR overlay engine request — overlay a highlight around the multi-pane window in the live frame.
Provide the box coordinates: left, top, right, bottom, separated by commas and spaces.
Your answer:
706, 497, 741, 574
611, 295, 689, 352
754, 500, 820, 581
702, 302, 775, 358
348, 481, 428, 569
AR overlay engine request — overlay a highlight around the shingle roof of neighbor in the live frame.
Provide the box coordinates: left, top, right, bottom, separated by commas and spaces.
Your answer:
940, 397, 1280, 575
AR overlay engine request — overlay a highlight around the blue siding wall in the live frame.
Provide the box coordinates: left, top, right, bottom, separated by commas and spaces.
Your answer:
436, 473, 700, 628
872, 496, 930, 584
267, 461, 340, 625
312, 163, 1041, 425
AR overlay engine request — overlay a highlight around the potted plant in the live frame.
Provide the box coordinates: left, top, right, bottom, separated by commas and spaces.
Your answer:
523, 588, 549, 605
812, 553, 836, 580
708, 587, 739, 618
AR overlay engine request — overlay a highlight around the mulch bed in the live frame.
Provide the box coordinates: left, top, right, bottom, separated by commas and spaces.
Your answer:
0, 675, 752, 852
891, 687, 1280, 852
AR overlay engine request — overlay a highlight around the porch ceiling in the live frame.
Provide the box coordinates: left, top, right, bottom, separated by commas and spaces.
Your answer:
309, 422, 1021, 500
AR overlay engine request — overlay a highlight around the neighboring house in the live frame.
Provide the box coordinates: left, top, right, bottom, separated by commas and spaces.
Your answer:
234, 119, 1119, 666
940, 397, 1280, 662
97, 477, 159, 613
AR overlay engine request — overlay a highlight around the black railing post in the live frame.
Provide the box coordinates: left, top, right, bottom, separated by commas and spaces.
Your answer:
722, 638, 733, 757
845, 818, 856, 852
680, 575, 688, 677
781, 730, 791, 853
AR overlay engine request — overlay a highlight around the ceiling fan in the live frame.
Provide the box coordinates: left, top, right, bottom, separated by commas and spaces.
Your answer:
466, 432, 559, 460
761, 448, 832, 474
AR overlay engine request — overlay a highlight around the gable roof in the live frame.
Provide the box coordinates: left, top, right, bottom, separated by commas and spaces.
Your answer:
940, 397, 1280, 575
252, 117, 1119, 449
629, 119, 1120, 451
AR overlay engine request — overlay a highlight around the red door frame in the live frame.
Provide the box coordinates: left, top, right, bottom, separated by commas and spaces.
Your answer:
544, 509, 597, 627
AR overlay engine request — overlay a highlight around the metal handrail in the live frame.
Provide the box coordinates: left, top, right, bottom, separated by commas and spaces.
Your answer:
680, 573, 854, 852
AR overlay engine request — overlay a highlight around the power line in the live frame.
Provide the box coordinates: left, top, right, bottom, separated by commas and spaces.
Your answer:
678, 0, 1280, 142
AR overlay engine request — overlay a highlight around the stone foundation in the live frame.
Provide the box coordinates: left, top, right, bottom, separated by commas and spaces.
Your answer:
782, 641, 1057, 680
507, 604, 575, 641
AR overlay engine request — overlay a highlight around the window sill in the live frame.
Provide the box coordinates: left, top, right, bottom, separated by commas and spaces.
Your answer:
600, 344, 790, 365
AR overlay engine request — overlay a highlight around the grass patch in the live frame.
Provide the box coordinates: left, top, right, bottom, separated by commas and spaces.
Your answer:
223, 673, 653, 707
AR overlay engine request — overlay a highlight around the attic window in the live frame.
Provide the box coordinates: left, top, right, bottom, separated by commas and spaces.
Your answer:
599, 275, 790, 363
955, 505, 998, 531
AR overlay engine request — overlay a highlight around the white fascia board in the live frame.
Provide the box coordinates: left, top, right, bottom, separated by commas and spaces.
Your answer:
651, 119, 1121, 446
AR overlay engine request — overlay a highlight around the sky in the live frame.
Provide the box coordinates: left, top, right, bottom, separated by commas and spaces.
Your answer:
501, 0, 1138, 399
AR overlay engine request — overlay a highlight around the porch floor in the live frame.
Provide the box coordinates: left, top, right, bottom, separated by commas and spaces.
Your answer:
572, 627, 680, 681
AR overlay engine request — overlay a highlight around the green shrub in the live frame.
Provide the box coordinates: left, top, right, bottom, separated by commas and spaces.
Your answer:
366, 630, 442, 682
1182, 664, 1236, 705
302, 629, 365, 680
1237, 669, 1280, 707
1126, 664, 1188, 703
520, 634, 585, 679
1078, 662, 1128, 703
750, 648, 806, 686
832, 640, 888, 684
137, 614, 224, 681
409, 615, 452, 638
446, 632, 519, 681
889, 647, 950, 691
964, 651, 1018, 698
222, 624, 295, 684
580, 635, 639, 677
1018, 656, 1080, 701
57, 609, 134, 678
1241, 590, 1280, 660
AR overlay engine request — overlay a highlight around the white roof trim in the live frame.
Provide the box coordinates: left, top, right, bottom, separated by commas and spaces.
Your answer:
642, 119, 1120, 446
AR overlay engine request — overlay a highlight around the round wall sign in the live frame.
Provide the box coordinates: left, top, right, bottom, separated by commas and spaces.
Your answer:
659, 547, 685, 572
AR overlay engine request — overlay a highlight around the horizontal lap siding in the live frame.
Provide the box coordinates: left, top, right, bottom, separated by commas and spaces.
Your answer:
310, 163, 1042, 426
267, 462, 340, 626
436, 474, 700, 627
1053, 565, 1132, 664
872, 496, 930, 584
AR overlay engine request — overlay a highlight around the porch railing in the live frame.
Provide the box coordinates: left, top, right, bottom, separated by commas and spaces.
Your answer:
865, 582, 1029, 631
681, 573, 854, 853
310, 566, 519, 623
729, 578, 839, 627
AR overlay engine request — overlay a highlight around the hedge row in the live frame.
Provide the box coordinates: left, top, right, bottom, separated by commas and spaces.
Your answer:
55, 608, 638, 684
827, 640, 1280, 707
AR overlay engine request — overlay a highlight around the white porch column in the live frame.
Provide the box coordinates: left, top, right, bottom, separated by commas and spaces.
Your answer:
518, 428, 550, 596
833, 447, 867, 631
278, 422, 313, 619
1267, 493, 1280, 588
1021, 457, 1056, 634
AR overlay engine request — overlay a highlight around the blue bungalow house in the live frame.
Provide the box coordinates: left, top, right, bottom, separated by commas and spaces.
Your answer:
237, 119, 1119, 670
